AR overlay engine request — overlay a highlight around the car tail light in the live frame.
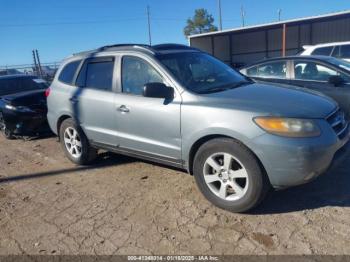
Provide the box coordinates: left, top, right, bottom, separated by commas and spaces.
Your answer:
45, 87, 51, 97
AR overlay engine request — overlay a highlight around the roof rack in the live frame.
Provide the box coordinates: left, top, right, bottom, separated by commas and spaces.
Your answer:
98, 44, 155, 54
73, 43, 198, 57
152, 43, 198, 51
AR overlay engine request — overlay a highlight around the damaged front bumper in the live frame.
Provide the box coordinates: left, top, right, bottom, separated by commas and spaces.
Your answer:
0, 109, 50, 136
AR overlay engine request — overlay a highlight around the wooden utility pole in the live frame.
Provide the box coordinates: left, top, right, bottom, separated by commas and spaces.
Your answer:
218, 0, 223, 31
282, 24, 286, 57
32, 50, 38, 75
35, 49, 43, 78
147, 5, 152, 45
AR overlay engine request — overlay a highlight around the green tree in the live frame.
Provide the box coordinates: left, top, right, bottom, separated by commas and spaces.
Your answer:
184, 9, 218, 37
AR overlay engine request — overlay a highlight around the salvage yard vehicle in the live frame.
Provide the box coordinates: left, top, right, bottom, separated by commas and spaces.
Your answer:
300, 41, 350, 62
0, 75, 50, 139
47, 44, 350, 212
240, 56, 350, 116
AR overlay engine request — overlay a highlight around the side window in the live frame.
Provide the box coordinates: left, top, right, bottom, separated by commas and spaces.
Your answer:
0, 79, 13, 95
255, 61, 287, 79
340, 45, 350, 59
58, 60, 81, 84
331, 46, 340, 58
85, 61, 114, 91
76, 58, 114, 91
122, 56, 163, 95
294, 61, 337, 81
311, 46, 333, 56
246, 66, 258, 77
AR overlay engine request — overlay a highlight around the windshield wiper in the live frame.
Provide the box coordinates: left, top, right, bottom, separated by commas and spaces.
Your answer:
198, 80, 251, 94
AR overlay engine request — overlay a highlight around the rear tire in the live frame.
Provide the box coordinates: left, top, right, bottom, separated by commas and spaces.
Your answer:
193, 138, 270, 213
59, 118, 97, 165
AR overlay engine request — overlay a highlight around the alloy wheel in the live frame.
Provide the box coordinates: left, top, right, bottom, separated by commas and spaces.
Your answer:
203, 152, 249, 201
64, 127, 82, 158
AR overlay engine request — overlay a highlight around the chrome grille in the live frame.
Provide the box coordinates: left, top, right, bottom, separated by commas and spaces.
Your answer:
327, 109, 349, 139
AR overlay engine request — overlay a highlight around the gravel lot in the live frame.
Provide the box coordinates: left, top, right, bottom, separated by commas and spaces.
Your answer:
0, 134, 350, 255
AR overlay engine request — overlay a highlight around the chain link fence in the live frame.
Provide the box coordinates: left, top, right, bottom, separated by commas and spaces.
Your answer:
0, 62, 61, 82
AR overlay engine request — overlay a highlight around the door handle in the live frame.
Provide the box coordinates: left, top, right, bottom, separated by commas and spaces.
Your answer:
69, 97, 78, 104
117, 105, 130, 113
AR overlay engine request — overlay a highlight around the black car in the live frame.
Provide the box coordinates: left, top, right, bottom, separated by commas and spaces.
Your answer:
0, 75, 50, 139
240, 56, 350, 116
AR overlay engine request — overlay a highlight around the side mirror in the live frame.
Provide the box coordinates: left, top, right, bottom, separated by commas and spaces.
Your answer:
328, 75, 344, 87
143, 82, 174, 99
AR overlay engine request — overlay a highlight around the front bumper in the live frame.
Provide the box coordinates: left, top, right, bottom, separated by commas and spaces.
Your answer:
252, 120, 350, 189
0, 109, 50, 136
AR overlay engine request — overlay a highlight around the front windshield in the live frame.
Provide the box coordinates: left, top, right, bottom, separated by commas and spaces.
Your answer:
157, 52, 250, 94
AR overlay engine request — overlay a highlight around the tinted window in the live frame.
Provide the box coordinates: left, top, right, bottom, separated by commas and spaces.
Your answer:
340, 45, 350, 59
58, 60, 81, 84
311, 46, 333, 56
294, 61, 337, 81
122, 56, 163, 95
246, 66, 258, 76
246, 61, 287, 79
83, 61, 114, 91
331, 46, 340, 58
157, 52, 247, 94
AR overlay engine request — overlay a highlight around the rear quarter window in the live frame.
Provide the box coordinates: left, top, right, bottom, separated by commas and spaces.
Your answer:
311, 46, 333, 56
58, 60, 81, 84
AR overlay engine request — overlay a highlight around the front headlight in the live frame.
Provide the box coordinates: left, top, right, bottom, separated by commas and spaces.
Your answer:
5, 104, 33, 113
254, 117, 321, 137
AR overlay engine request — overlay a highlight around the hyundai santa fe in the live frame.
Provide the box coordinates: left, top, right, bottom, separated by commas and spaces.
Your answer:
47, 44, 350, 212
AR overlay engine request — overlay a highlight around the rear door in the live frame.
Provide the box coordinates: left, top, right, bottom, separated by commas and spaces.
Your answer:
291, 59, 350, 116
242, 60, 291, 85
71, 56, 118, 146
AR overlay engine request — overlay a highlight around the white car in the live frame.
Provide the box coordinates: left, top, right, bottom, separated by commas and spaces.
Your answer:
300, 41, 350, 62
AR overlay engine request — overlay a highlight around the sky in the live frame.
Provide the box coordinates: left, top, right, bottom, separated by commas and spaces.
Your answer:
0, 0, 349, 65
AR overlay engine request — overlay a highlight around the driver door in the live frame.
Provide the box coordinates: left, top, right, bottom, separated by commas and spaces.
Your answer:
114, 55, 182, 164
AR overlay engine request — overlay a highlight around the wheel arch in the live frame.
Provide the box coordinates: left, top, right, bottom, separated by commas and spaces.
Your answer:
56, 114, 73, 140
187, 134, 269, 184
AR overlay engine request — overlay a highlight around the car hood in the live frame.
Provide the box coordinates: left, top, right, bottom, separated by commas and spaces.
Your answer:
200, 83, 337, 118
1, 89, 46, 107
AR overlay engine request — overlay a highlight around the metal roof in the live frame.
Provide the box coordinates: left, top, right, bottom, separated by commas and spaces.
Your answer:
188, 10, 350, 39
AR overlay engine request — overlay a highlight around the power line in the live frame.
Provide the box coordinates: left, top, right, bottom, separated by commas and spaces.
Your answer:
0, 16, 241, 28
0, 18, 145, 27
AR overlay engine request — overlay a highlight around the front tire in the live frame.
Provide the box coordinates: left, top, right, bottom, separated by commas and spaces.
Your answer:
59, 118, 97, 165
193, 138, 270, 213
3, 127, 14, 140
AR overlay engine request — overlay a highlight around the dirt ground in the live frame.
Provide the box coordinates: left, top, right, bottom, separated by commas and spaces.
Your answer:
0, 134, 350, 255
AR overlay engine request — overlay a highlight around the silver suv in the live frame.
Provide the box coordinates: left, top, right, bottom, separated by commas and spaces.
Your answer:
47, 44, 350, 212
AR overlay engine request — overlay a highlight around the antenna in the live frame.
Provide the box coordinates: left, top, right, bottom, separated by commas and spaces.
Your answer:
147, 5, 152, 45
278, 9, 282, 21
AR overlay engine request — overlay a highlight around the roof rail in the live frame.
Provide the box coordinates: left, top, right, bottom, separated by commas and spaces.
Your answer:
73, 43, 197, 57
152, 43, 198, 51
98, 44, 155, 54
